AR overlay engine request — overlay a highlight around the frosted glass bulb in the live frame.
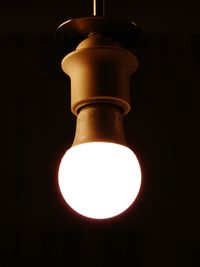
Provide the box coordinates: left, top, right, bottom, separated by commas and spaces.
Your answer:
58, 142, 141, 219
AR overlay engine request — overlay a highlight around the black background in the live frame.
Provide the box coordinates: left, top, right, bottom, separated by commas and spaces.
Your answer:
1, 1, 200, 266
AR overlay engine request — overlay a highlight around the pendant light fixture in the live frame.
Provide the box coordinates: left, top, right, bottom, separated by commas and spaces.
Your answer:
56, 0, 142, 219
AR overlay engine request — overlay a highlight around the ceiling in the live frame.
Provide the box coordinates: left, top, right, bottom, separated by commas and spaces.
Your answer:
1, 0, 200, 34
1, 1, 200, 267
0, 0, 199, 10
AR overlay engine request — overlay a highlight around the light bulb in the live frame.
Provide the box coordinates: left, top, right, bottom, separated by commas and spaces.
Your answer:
56, 18, 142, 219
58, 142, 141, 219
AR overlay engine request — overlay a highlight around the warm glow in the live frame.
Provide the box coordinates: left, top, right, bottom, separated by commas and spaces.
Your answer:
58, 142, 141, 219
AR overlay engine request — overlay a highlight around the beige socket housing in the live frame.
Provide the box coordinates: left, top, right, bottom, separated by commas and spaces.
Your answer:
61, 34, 138, 146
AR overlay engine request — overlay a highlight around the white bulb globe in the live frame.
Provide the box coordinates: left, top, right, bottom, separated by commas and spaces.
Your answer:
58, 142, 141, 219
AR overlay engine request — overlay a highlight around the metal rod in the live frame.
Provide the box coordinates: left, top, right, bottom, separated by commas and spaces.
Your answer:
93, 0, 105, 16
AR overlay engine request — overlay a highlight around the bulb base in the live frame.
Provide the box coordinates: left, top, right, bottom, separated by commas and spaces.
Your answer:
73, 104, 126, 146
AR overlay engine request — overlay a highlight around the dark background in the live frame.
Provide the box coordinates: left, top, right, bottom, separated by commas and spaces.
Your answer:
1, 1, 200, 266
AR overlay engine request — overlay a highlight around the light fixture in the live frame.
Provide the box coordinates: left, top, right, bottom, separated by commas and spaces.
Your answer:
56, 1, 142, 219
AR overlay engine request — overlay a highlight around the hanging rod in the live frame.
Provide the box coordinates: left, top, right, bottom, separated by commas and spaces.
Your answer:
93, 0, 105, 16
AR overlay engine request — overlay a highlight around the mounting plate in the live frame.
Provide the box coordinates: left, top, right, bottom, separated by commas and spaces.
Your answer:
56, 16, 141, 54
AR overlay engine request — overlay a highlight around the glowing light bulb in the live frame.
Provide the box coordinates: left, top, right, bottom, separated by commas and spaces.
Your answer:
56, 19, 143, 219
58, 142, 141, 219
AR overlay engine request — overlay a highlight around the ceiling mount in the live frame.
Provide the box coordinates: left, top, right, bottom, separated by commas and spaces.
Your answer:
55, 16, 141, 54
